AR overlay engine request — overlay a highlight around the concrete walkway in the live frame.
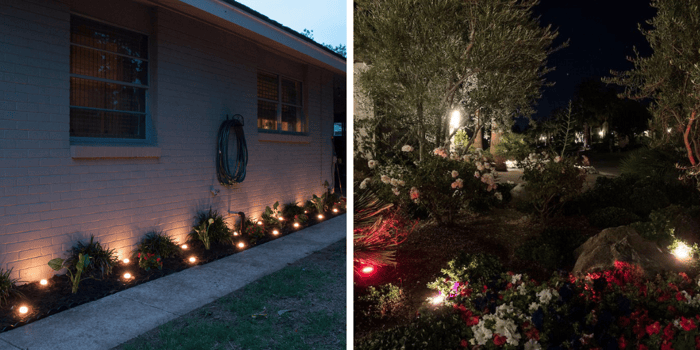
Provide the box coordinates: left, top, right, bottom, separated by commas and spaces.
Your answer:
0, 215, 347, 350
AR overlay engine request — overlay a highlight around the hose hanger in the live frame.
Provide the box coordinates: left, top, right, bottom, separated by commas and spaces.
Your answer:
217, 114, 248, 186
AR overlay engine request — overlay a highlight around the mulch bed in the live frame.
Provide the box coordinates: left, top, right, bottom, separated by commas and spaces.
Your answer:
0, 210, 346, 333
353, 209, 598, 340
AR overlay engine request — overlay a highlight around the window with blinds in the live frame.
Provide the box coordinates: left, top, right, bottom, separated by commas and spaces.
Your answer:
69, 15, 149, 139
257, 72, 305, 133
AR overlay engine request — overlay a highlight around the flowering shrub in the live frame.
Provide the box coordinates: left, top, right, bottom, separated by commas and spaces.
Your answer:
244, 218, 266, 244
366, 146, 501, 225
137, 252, 162, 271
521, 153, 586, 219
421, 261, 700, 349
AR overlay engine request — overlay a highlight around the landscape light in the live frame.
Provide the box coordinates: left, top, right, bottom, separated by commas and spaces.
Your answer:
123, 273, 132, 279
673, 242, 692, 261
430, 294, 445, 305
257, 221, 263, 226
233, 231, 239, 236
18, 306, 28, 314
237, 242, 245, 248
278, 217, 284, 221
189, 257, 196, 263
667, 127, 673, 133
40, 279, 47, 286
449, 110, 460, 129
272, 230, 279, 235
293, 223, 300, 228
181, 244, 188, 250
361, 265, 374, 274
333, 208, 338, 213
317, 214, 324, 219
304, 210, 308, 214
123, 258, 130, 264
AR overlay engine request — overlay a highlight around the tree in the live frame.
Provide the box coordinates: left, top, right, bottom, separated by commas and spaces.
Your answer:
604, 0, 700, 170
301, 28, 346, 57
355, 0, 562, 160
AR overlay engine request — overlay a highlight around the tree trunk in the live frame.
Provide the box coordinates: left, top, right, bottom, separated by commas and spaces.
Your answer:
489, 126, 507, 171
418, 102, 425, 162
583, 122, 591, 149
474, 127, 483, 150
684, 111, 697, 166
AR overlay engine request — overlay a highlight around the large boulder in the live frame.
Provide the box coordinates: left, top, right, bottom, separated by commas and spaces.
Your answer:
572, 226, 685, 277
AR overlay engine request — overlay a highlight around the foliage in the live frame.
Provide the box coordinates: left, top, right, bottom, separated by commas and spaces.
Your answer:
189, 209, 233, 247
428, 253, 504, 296
193, 218, 215, 250
630, 205, 687, 246
604, 0, 700, 186
366, 147, 501, 225
300, 28, 346, 57
65, 235, 118, 279
281, 202, 305, 218
521, 153, 586, 219
134, 230, 179, 259
417, 263, 700, 349
358, 283, 404, 319
310, 193, 328, 214
516, 227, 587, 270
244, 218, 266, 245
542, 101, 580, 157
136, 252, 162, 271
493, 132, 533, 163
261, 201, 282, 226
630, 186, 671, 217
355, 0, 561, 159
620, 145, 685, 182
49, 253, 91, 294
354, 189, 414, 269
0, 268, 21, 306
588, 207, 641, 229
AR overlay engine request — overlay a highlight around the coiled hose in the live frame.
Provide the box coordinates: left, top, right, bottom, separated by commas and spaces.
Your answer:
216, 114, 248, 185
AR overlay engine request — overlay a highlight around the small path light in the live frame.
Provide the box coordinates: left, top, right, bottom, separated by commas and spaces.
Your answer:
272, 229, 279, 235
278, 217, 284, 221
257, 221, 263, 226
361, 265, 374, 275
233, 231, 239, 236
123, 273, 132, 280
123, 258, 130, 264
430, 294, 445, 305
189, 257, 196, 263
238, 242, 245, 249
181, 244, 188, 250
673, 242, 692, 261
18, 306, 28, 315
293, 223, 300, 228
39, 279, 48, 286
317, 214, 324, 220
333, 208, 338, 213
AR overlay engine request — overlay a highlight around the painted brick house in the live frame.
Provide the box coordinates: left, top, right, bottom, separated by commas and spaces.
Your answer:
0, 0, 346, 282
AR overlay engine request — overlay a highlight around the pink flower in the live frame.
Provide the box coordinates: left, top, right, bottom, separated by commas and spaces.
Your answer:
681, 317, 697, 331
451, 170, 459, 178
409, 187, 420, 201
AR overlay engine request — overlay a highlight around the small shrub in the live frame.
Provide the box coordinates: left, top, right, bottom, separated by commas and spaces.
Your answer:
521, 153, 586, 219
0, 268, 21, 306
428, 252, 503, 295
358, 283, 403, 318
261, 201, 282, 226
189, 209, 233, 247
244, 217, 266, 244
629, 186, 670, 216
516, 227, 587, 270
589, 207, 641, 228
620, 145, 683, 182
134, 230, 179, 260
493, 131, 533, 163
49, 253, 91, 294
281, 202, 305, 218
355, 308, 462, 350
65, 235, 118, 279
136, 252, 162, 271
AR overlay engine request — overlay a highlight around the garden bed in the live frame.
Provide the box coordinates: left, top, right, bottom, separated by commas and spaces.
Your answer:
0, 208, 346, 333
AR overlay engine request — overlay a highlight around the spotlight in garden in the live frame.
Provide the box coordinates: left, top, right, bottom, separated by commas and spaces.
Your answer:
189, 257, 196, 263
293, 222, 300, 228
450, 110, 460, 129
233, 231, 239, 236
673, 242, 692, 261
317, 214, 324, 220
181, 244, 188, 250
361, 265, 374, 275
667, 127, 673, 133
40, 279, 47, 286
333, 208, 338, 213
429, 294, 445, 305
237, 242, 245, 249
123, 273, 132, 279
18, 306, 28, 315
272, 229, 279, 235
304, 210, 308, 214
257, 221, 263, 226
598, 130, 604, 137
123, 258, 130, 264
278, 217, 284, 221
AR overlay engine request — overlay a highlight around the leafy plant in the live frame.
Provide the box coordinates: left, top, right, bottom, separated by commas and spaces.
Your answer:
49, 253, 91, 294
516, 227, 587, 270
0, 268, 21, 306
137, 252, 162, 271
588, 207, 641, 228
281, 202, 305, 219
134, 230, 179, 259
65, 235, 118, 279
521, 153, 586, 219
427, 252, 504, 294
188, 209, 233, 247
194, 218, 215, 250
244, 218, 266, 244
262, 201, 282, 226
311, 193, 328, 214
358, 283, 403, 318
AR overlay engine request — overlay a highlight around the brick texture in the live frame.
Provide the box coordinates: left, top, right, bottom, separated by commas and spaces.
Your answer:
0, 0, 342, 282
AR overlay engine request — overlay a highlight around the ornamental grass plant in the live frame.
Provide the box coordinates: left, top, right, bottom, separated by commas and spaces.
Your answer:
65, 235, 118, 279
189, 209, 234, 247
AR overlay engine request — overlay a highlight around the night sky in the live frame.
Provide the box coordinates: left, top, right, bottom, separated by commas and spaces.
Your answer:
531, 0, 657, 120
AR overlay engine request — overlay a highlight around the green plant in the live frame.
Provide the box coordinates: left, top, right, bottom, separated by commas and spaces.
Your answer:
134, 230, 179, 259
194, 218, 215, 250
244, 218, 266, 244
311, 193, 328, 214
0, 268, 21, 306
521, 153, 586, 219
620, 145, 684, 182
261, 201, 282, 226
137, 252, 162, 271
189, 209, 233, 247
516, 227, 587, 270
588, 207, 641, 228
629, 186, 671, 217
358, 283, 403, 318
494, 131, 533, 163
281, 202, 305, 218
428, 252, 503, 294
65, 235, 118, 279
49, 253, 91, 294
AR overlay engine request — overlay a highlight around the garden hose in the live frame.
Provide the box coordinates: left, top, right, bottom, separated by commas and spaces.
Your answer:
216, 114, 248, 186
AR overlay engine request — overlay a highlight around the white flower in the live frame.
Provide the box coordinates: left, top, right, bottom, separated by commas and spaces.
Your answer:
397, 180, 405, 186
536, 288, 558, 305
472, 322, 493, 346
368, 160, 377, 169
528, 302, 540, 312
392, 187, 400, 196
208, 218, 214, 224
451, 170, 459, 178
401, 145, 413, 152
517, 284, 528, 295
474, 171, 481, 178
495, 192, 503, 201
484, 162, 491, 169
359, 178, 371, 189
477, 164, 484, 171
390, 178, 399, 186
462, 155, 471, 162
524, 339, 542, 350
554, 156, 561, 163
511, 274, 521, 284
380, 175, 391, 184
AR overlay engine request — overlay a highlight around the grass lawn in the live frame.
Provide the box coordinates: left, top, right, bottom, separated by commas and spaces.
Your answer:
112, 240, 346, 350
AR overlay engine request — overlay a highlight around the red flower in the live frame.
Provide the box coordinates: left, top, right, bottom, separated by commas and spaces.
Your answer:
676, 292, 685, 302
461, 288, 472, 297
668, 305, 677, 314
619, 316, 631, 328
663, 323, 675, 341
156, 258, 161, 262
681, 317, 697, 331
460, 339, 468, 348
483, 285, 488, 293
493, 334, 507, 346
506, 283, 513, 290
646, 321, 661, 335
658, 293, 671, 302
526, 327, 540, 341
638, 345, 648, 350
668, 283, 679, 292
695, 336, 700, 349
618, 335, 627, 350
661, 341, 674, 350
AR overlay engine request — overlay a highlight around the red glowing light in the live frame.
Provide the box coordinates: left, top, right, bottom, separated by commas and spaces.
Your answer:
361, 266, 374, 274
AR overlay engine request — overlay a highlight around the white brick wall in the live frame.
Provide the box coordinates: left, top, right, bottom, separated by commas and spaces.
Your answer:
0, 0, 341, 282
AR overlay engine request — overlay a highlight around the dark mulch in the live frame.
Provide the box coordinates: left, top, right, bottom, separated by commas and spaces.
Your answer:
0, 210, 346, 333
353, 208, 598, 340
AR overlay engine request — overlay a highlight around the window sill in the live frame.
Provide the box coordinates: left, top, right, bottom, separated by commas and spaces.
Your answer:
70, 145, 162, 159
258, 132, 311, 144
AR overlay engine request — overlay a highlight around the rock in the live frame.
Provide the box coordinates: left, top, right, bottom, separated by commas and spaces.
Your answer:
572, 226, 685, 277
510, 183, 529, 202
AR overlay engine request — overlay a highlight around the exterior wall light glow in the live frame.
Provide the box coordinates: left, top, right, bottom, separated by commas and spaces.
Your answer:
18, 306, 28, 314
238, 242, 245, 248
123, 273, 132, 279
189, 257, 196, 263
40, 279, 48, 286
278, 217, 284, 221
